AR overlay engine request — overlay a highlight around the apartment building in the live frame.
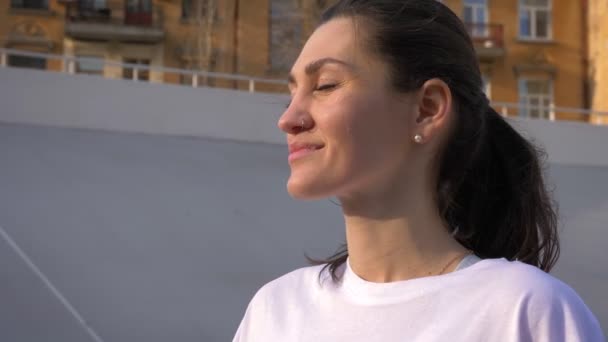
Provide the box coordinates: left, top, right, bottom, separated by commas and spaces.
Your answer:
0, 0, 272, 88
0, 0, 603, 122
444, 0, 587, 121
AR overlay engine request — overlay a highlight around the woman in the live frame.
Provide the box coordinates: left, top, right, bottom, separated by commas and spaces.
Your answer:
234, 0, 604, 340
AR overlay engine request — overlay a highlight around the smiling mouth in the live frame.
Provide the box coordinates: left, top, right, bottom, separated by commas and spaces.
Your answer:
288, 145, 324, 162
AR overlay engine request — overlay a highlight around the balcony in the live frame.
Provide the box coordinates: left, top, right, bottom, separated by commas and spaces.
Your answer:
10, 0, 49, 10
465, 23, 505, 60
63, 0, 164, 43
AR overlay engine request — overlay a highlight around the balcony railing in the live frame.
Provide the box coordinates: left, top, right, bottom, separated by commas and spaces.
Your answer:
10, 0, 49, 10
62, 0, 164, 42
465, 23, 505, 59
0, 48, 288, 93
64, 0, 159, 26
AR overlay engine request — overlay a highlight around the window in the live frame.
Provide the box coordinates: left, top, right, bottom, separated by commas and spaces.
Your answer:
125, 0, 152, 25
519, 0, 552, 40
180, 73, 193, 85
464, 0, 488, 37
10, 0, 48, 9
76, 55, 104, 75
8, 55, 46, 69
75, 0, 110, 20
123, 58, 150, 81
77, 0, 107, 9
270, 0, 302, 72
126, 0, 151, 13
181, 0, 207, 19
518, 78, 554, 119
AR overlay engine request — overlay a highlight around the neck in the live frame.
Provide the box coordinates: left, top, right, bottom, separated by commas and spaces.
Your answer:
339, 181, 467, 283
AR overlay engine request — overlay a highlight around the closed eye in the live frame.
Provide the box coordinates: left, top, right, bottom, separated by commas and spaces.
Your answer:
315, 84, 337, 92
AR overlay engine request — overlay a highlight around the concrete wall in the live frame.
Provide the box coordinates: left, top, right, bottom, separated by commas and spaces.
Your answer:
0, 67, 286, 145
0, 68, 606, 340
1, 67, 608, 166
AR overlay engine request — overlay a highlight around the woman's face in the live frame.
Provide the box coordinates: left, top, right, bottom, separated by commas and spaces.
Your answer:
279, 17, 419, 200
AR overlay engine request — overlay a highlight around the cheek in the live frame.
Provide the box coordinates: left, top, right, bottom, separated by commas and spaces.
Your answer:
322, 92, 401, 168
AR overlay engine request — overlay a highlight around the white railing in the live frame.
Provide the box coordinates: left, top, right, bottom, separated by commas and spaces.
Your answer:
0, 47, 287, 93
492, 101, 608, 125
1, 47, 607, 125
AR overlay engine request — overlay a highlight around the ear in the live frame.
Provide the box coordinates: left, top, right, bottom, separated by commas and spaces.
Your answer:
413, 78, 453, 144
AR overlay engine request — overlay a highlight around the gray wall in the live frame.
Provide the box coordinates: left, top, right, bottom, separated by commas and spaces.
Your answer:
0, 68, 606, 341
1, 67, 607, 167
0, 67, 286, 145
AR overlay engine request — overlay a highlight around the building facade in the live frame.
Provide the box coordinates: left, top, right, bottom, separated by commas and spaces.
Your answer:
455, 0, 586, 122
0, 0, 272, 88
0, 0, 602, 122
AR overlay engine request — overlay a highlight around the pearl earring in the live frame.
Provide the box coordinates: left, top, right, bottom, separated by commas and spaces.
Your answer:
414, 134, 423, 143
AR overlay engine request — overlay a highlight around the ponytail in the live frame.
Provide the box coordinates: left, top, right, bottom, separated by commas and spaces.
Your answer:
437, 105, 559, 272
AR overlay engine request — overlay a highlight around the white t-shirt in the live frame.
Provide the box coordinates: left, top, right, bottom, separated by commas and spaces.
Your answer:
233, 257, 605, 341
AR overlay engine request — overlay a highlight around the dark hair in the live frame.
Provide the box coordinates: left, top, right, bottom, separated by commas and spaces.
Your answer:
307, 0, 560, 281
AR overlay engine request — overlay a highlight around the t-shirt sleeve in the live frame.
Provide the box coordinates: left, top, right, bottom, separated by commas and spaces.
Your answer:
522, 277, 605, 342
231, 305, 249, 342
232, 286, 269, 342
232, 297, 255, 342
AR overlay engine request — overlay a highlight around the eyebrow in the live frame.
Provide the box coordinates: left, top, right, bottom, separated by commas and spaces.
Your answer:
287, 57, 354, 86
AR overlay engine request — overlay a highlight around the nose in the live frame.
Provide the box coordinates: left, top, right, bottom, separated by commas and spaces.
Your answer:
277, 97, 313, 134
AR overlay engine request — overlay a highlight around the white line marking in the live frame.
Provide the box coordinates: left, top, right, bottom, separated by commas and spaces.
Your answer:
0, 224, 106, 342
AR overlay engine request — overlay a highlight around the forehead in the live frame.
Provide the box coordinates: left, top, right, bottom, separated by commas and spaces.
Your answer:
292, 17, 363, 73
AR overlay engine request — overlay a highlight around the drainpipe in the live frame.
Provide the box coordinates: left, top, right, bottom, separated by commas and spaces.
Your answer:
581, 0, 590, 110
232, 0, 239, 88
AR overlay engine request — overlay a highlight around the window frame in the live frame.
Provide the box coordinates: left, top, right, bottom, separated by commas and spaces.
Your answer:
76, 55, 105, 75
518, 77, 555, 120
518, 0, 553, 41
464, 0, 489, 38
122, 58, 150, 81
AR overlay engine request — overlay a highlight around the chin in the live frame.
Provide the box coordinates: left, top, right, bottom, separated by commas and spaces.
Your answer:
286, 176, 333, 200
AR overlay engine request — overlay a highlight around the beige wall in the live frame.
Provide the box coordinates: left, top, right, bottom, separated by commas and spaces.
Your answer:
588, 0, 608, 124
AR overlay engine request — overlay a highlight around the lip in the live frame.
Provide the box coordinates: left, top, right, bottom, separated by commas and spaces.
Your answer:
288, 142, 324, 162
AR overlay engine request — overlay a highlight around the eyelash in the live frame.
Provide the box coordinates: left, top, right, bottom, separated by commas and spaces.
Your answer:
315, 83, 337, 92
285, 83, 338, 108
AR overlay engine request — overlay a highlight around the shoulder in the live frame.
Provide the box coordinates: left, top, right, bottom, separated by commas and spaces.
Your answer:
233, 265, 334, 342
233, 264, 330, 340
248, 263, 329, 309
466, 258, 604, 340
472, 258, 583, 302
